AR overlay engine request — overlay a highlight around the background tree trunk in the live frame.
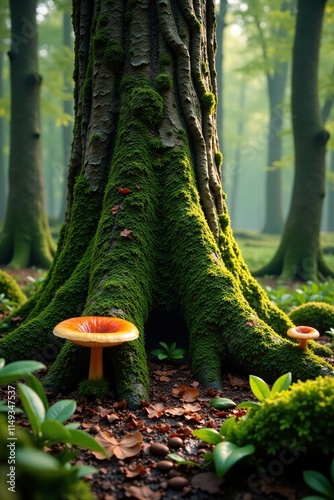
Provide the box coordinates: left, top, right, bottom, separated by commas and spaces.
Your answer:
327, 151, 334, 232
254, 0, 333, 281
0, 51, 5, 222
0, 0, 332, 408
261, 62, 288, 234
216, 0, 227, 161
0, 0, 55, 269
59, 10, 73, 224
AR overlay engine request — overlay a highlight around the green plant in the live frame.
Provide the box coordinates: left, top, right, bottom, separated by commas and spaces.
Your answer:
325, 327, 334, 348
151, 341, 186, 361
302, 458, 334, 499
0, 293, 19, 313
23, 272, 46, 297
237, 372, 292, 411
0, 359, 107, 499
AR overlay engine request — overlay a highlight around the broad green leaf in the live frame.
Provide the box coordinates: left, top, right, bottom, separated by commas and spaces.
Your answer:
271, 372, 292, 394
41, 419, 72, 444
169, 342, 177, 351
65, 422, 81, 430
0, 361, 46, 385
18, 383, 45, 436
167, 453, 199, 467
67, 429, 108, 455
171, 352, 184, 359
0, 358, 5, 369
46, 399, 76, 423
27, 374, 49, 411
213, 441, 255, 478
249, 375, 270, 401
17, 448, 60, 473
237, 401, 262, 410
303, 470, 334, 498
75, 465, 99, 478
193, 428, 223, 444
210, 397, 236, 409
219, 416, 236, 437
159, 342, 169, 351
158, 353, 168, 360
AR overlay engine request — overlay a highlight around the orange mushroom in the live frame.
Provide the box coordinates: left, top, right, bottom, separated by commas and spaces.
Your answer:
53, 316, 139, 380
287, 325, 320, 351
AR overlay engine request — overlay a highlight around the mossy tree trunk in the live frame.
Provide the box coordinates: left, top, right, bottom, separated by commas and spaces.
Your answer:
254, 0, 334, 281
0, 0, 56, 269
0, 0, 332, 408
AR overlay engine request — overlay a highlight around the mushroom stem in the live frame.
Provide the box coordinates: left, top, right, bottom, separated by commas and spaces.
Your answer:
299, 338, 309, 351
89, 346, 104, 379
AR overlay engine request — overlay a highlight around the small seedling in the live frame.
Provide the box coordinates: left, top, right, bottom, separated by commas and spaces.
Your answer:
237, 372, 292, 411
151, 341, 185, 361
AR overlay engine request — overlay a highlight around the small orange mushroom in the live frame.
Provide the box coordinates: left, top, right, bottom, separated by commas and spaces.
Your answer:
53, 316, 139, 380
287, 325, 320, 351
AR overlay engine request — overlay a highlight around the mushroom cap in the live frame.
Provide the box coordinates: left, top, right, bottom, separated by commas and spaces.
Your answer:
287, 325, 320, 340
53, 316, 139, 347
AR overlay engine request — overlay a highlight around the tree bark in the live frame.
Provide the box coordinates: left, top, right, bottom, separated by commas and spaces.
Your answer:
0, 51, 5, 221
0, 0, 332, 408
254, 0, 333, 281
215, 0, 227, 160
0, 0, 56, 269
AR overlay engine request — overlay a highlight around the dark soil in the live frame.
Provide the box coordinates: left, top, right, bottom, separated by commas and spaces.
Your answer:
1, 267, 333, 500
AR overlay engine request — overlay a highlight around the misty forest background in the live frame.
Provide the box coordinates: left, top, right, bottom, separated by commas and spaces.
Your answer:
0, 0, 334, 271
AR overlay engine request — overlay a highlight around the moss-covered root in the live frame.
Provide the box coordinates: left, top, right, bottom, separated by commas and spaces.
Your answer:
289, 301, 334, 335
227, 376, 334, 458
0, 270, 27, 305
0, 247, 91, 363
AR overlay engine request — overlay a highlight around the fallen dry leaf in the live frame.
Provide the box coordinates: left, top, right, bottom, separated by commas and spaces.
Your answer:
118, 187, 132, 195
120, 229, 133, 238
191, 471, 224, 494
93, 430, 143, 460
124, 463, 148, 478
262, 481, 296, 499
165, 407, 186, 416
124, 484, 161, 500
228, 373, 247, 387
111, 203, 124, 215
145, 403, 165, 419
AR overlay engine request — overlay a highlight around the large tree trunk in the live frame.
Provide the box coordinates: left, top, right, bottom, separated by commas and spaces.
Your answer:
254, 0, 333, 281
215, 0, 227, 159
0, 0, 55, 269
0, 0, 332, 408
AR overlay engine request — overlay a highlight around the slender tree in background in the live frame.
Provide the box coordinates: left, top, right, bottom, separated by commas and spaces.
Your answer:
255, 0, 334, 281
328, 152, 334, 231
235, 0, 294, 234
0, 0, 332, 408
0, 2, 8, 222
0, 0, 56, 268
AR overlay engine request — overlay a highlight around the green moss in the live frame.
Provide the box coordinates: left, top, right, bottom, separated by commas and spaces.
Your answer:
155, 73, 172, 93
98, 13, 108, 27
77, 378, 110, 399
130, 87, 164, 128
0, 270, 26, 305
92, 29, 109, 59
289, 301, 334, 334
214, 151, 223, 168
201, 61, 209, 76
166, 130, 173, 137
228, 376, 334, 457
159, 54, 172, 70
105, 39, 124, 68
201, 91, 216, 114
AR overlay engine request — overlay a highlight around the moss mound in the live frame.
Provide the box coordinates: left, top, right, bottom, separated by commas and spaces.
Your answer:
289, 301, 334, 334
0, 270, 27, 305
227, 376, 334, 457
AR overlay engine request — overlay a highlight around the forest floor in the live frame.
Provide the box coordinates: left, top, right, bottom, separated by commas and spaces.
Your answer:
1, 267, 334, 500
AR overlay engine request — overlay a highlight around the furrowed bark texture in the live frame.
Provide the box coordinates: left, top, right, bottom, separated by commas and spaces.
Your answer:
0, 0, 55, 269
255, 0, 334, 281
0, 0, 332, 408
